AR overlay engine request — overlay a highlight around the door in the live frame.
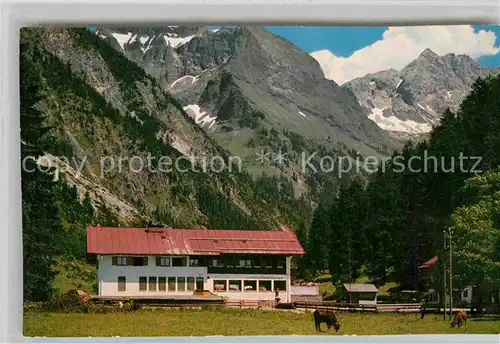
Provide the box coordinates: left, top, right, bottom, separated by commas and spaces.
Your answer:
196, 277, 204, 291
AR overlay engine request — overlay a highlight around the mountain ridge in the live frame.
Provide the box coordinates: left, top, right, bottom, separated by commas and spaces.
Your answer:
21, 27, 315, 231
342, 47, 500, 140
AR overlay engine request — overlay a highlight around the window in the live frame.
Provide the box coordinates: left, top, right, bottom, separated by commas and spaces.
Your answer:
139, 276, 147, 291
189, 256, 205, 267
211, 259, 224, 267
214, 280, 227, 292
177, 277, 186, 292
172, 257, 187, 267
159, 277, 167, 291
113, 256, 148, 266
229, 280, 242, 292
132, 257, 148, 266
156, 257, 170, 267
252, 257, 261, 268
243, 280, 257, 292
227, 257, 238, 267
262, 258, 272, 268
118, 276, 126, 291
274, 280, 286, 291
259, 280, 272, 292
187, 277, 195, 291
239, 259, 251, 267
149, 277, 157, 291
168, 277, 176, 291
276, 258, 285, 269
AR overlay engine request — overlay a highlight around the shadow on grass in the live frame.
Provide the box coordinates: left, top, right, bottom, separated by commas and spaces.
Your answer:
470, 315, 500, 321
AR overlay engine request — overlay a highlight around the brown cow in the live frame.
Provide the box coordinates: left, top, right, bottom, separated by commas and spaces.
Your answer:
313, 309, 341, 332
451, 311, 467, 328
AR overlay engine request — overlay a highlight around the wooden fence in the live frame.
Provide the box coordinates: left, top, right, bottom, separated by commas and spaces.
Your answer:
294, 301, 377, 312
225, 299, 277, 309
293, 301, 423, 313
223, 300, 424, 313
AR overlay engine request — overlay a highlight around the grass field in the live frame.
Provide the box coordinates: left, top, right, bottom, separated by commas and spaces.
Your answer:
23, 308, 500, 337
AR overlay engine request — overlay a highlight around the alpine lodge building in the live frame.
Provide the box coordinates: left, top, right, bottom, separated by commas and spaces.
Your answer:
86, 226, 305, 303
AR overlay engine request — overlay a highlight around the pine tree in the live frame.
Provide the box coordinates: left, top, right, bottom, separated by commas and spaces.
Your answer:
21, 40, 62, 301
308, 202, 331, 275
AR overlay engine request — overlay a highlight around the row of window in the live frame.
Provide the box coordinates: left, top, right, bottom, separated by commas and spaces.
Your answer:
113, 256, 189, 267
212, 279, 287, 292
116, 276, 287, 293
117, 276, 204, 292
111, 255, 286, 268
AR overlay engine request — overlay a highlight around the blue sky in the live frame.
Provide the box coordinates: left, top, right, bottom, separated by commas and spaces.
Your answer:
469, 25, 500, 66
207, 26, 500, 65
276, 26, 500, 84
207, 25, 500, 83
256, 26, 500, 67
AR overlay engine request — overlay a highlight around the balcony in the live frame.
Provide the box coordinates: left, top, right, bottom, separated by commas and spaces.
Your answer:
207, 266, 286, 275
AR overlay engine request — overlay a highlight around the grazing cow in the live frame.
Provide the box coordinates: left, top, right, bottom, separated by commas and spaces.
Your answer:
451, 311, 467, 328
313, 309, 341, 332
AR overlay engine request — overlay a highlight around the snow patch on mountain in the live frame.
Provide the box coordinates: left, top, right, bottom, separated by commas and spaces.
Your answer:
163, 34, 195, 48
169, 75, 197, 89
111, 32, 133, 49
299, 111, 307, 118
183, 104, 217, 130
368, 107, 433, 134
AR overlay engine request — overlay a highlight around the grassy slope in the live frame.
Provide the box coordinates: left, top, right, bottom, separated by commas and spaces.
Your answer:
51, 257, 96, 296
23, 308, 499, 336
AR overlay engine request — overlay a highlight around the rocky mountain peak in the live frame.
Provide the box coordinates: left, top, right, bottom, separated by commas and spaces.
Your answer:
418, 48, 440, 60
343, 48, 500, 140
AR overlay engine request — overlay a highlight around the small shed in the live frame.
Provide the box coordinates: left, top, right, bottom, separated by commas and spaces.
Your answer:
343, 283, 379, 305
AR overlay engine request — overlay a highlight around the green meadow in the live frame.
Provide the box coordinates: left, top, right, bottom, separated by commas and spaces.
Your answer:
23, 308, 499, 337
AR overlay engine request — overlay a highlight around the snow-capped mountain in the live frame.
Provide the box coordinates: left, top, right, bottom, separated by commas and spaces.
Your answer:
95, 26, 231, 89
96, 25, 400, 158
95, 26, 236, 131
341, 48, 500, 139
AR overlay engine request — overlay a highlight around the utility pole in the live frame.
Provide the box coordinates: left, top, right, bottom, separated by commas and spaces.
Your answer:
443, 230, 447, 320
449, 229, 453, 321
348, 241, 352, 304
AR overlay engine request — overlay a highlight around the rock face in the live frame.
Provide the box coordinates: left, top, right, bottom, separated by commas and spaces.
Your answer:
342, 48, 500, 139
96, 26, 235, 91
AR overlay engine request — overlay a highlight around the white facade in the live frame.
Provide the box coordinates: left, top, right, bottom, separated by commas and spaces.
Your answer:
97, 255, 293, 302
291, 285, 319, 296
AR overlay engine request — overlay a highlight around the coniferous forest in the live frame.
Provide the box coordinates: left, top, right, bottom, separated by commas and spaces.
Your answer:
307, 77, 500, 298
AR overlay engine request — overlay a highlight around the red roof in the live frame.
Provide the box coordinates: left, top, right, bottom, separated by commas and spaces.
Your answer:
86, 227, 305, 256
419, 255, 438, 268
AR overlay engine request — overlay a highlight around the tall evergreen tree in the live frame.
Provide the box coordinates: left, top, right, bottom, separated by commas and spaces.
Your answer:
21, 38, 62, 301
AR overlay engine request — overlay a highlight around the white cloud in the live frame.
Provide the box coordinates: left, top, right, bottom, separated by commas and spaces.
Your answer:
311, 26, 500, 85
